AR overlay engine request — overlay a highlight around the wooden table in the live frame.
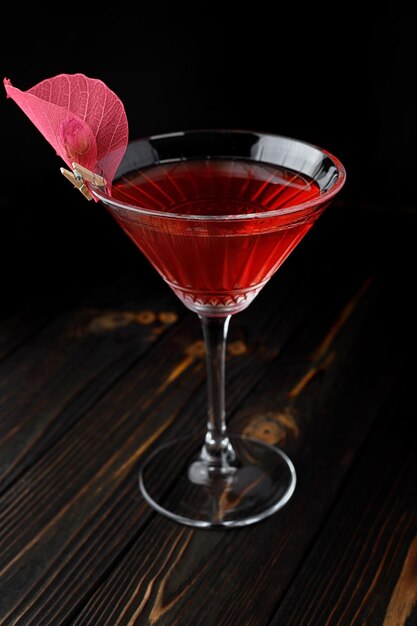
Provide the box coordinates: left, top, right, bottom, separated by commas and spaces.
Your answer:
0, 202, 416, 625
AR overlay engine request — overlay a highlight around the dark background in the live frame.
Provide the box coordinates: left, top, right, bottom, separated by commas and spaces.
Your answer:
1, 17, 416, 306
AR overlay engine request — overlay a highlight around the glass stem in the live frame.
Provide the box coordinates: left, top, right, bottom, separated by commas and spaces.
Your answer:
199, 315, 236, 467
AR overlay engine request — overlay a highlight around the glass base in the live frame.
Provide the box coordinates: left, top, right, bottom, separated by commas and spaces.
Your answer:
139, 435, 296, 528
164, 278, 268, 317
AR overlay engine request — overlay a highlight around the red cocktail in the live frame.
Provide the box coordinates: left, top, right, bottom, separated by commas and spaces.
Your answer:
111, 159, 321, 315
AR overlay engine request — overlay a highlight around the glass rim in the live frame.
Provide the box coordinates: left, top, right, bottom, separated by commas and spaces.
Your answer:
90, 129, 346, 221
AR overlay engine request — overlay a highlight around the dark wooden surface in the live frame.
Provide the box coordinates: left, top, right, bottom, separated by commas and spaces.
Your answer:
0, 202, 416, 626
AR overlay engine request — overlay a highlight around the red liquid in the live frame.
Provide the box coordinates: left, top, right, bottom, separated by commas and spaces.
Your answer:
111, 160, 322, 314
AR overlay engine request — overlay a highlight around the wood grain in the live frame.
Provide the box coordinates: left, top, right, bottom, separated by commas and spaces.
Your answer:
270, 374, 417, 626
0, 281, 182, 494
0, 206, 415, 625
383, 533, 417, 626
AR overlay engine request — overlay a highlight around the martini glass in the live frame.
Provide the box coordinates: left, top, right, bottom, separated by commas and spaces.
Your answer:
90, 130, 345, 528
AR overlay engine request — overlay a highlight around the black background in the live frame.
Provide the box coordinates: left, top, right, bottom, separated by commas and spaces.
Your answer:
1, 17, 416, 305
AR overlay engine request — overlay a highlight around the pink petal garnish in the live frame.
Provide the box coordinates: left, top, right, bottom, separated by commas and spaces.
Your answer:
4, 73, 128, 184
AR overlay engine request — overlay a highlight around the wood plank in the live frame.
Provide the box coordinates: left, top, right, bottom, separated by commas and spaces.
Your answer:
0, 278, 182, 494
0, 209, 359, 624
270, 374, 417, 626
70, 269, 409, 626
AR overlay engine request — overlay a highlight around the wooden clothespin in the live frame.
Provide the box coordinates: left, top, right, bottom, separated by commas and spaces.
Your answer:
60, 167, 94, 200
72, 162, 106, 188
60, 163, 107, 201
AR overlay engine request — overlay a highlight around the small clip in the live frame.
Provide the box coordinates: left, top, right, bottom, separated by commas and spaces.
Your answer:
60, 167, 94, 201
72, 163, 106, 188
